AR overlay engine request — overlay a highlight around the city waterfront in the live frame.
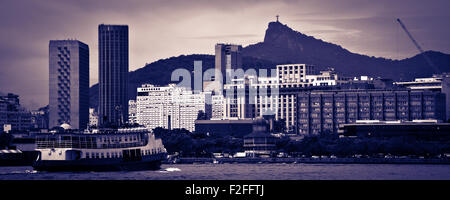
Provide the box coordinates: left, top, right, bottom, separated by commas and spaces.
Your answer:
1, 163, 449, 180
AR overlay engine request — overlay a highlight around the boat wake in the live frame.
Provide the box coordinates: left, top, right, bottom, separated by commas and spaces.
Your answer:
159, 167, 181, 173
25, 169, 38, 174
0, 169, 37, 175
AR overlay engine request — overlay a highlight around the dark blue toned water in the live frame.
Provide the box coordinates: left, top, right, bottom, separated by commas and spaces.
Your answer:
0, 163, 449, 180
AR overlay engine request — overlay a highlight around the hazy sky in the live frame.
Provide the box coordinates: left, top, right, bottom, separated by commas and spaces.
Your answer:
1, 0, 449, 109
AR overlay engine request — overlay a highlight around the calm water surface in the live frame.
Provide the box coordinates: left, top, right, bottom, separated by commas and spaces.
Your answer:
0, 163, 449, 180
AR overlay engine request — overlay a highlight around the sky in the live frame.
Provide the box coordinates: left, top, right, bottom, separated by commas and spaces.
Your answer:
1, 0, 449, 110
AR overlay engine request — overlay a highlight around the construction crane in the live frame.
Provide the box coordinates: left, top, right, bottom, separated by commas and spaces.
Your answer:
396, 18, 439, 73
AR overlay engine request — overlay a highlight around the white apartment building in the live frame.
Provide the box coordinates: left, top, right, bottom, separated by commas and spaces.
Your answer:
136, 84, 209, 132
306, 68, 351, 86
277, 64, 315, 86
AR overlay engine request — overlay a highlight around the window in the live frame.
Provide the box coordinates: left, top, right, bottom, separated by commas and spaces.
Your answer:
85, 152, 90, 159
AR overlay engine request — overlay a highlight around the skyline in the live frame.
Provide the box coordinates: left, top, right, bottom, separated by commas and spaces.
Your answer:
1, 0, 450, 109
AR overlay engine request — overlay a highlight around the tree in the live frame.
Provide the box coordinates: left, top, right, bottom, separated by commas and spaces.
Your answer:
0, 132, 13, 149
196, 110, 208, 120
273, 119, 286, 133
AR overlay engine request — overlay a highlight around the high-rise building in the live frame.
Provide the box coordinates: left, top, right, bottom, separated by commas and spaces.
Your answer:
49, 40, 89, 130
204, 44, 243, 94
98, 24, 129, 126
215, 44, 242, 81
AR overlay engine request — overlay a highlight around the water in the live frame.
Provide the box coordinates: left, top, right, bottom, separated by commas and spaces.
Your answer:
0, 163, 449, 180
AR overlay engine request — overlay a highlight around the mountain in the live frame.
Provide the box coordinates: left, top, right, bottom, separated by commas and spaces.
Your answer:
89, 54, 277, 108
89, 21, 450, 108
242, 21, 450, 79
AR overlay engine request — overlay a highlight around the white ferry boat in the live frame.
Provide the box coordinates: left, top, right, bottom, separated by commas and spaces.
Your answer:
32, 126, 167, 171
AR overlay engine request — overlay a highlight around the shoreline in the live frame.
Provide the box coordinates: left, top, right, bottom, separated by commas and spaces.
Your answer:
165, 157, 450, 165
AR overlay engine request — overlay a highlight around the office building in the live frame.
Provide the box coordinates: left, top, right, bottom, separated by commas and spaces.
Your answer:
31, 105, 49, 129
88, 108, 98, 127
204, 44, 243, 94
221, 63, 391, 134
223, 76, 258, 120
394, 73, 450, 120
0, 93, 32, 131
277, 64, 315, 86
216, 43, 242, 81
98, 24, 129, 126
48, 40, 89, 130
297, 89, 446, 135
222, 64, 337, 133
210, 95, 225, 120
306, 68, 352, 86
128, 100, 137, 124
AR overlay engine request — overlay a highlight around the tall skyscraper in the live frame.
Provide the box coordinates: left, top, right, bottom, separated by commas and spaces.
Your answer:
49, 40, 89, 130
215, 43, 242, 83
98, 24, 129, 126
204, 44, 243, 94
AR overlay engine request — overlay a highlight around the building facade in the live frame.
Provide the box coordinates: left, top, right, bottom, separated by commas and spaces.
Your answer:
222, 64, 336, 133
0, 93, 32, 131
49, 40, 89, 130
277, 64, 315, 85
31, 105, 49, 129
204, 44, 243, 94
306, 68, 352, 86
0, 99, 7, 128
297, 89, 446, 135
98, 24, 129, 127
210, 95, 225, 120
128, 100, 137, 124
394, 73, 450, 121
136, 84, 209, 132
88, 108, 98, 128
216, 43, 242, 82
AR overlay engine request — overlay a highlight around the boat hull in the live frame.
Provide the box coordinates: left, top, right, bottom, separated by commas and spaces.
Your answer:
32, 153, 166, 172
0, 151, 39, 166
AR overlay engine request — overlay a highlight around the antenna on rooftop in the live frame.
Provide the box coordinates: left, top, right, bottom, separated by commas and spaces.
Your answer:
276, 15, 279, 22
